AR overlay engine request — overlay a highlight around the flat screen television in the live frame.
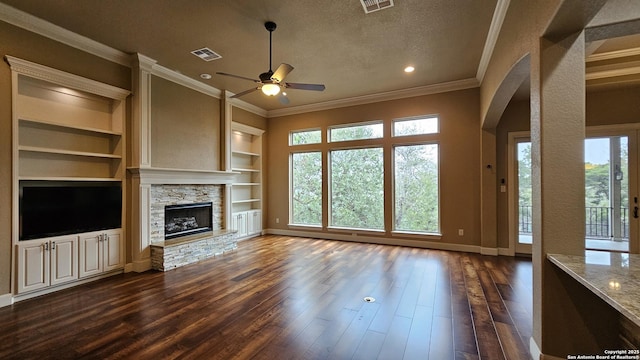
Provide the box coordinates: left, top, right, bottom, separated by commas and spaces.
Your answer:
19, 181, 122, 241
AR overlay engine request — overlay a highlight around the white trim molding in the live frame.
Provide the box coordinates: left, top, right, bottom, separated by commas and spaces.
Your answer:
0, 2, 130, 67
128, 167, 238, 185
477, 0, 510, 83
587, 46, 640, 62
530, 337, 541, 360
0, 293, 13, 308
266, 228, 483, 254
267, 78, 479, 118
5, 56, 130, 100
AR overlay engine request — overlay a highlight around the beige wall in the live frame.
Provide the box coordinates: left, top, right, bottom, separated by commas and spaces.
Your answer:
267, 88, 482, 247
232, 107, 267, 130
480, 0, 560, 126
0, 21, 131, 296
150, 76, 221, 171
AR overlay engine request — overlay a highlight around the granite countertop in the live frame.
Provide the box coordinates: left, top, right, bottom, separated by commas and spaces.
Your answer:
547, 251, 640, 327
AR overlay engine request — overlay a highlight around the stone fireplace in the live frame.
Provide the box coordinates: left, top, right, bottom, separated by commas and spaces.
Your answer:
129, 168, 238, 272
149, 184, 223, 244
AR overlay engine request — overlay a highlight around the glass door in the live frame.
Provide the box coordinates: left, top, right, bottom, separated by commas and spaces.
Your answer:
584, 135, 631, 252
509, 129, 638, 255
508, 133, 532, 255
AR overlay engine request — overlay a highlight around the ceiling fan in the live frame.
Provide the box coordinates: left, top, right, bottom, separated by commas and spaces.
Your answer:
216, 21, 325, 104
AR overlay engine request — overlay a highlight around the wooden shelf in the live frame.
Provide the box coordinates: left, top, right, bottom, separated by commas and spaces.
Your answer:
232, 150, 260, 157
19, 117, 122, 136
232, 199, 261, 204
19, 146, 122, 159
231, 167, 260, 173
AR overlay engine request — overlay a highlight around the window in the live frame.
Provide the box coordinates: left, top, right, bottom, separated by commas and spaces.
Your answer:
330, 147, 384, 230
291, 129, 321, 145
394, 144, 439, 233
329, 122, 383, 142
393, 116, 438, 136
291, 152, 322, 226
289, 115, 440, 235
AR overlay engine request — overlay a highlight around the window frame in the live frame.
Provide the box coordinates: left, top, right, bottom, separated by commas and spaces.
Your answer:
392, 115, 440, 138
328, 120, 384, 143
391, 141, 441, 236
290, 128, 322, 146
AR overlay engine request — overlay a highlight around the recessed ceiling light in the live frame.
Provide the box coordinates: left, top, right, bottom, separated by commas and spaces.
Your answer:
404, 66, 415, 73
200, 73, 212, 80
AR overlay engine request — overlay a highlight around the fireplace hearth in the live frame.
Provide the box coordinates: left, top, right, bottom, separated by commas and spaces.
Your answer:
164, 202, 213, 240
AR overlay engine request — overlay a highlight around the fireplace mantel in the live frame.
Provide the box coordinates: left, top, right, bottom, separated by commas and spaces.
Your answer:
128, 167, 238, 185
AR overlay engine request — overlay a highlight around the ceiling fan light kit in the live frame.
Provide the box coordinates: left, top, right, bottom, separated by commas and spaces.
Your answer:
216, 21, 325, 102
261, 83, 280, 96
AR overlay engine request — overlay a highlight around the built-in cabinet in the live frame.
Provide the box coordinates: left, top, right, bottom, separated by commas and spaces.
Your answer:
16, 235, 78, 294
79, 229, 124, 278
230, 122, 264, 239
7, 56, 129, 297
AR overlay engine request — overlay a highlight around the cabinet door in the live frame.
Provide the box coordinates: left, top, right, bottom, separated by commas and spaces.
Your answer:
79, 232, 103, 278
103, 230, 124, 272
50, 236, 78, 286
247, 210, 262, 235
231, 212, 248, 238
16, 240, 49, 293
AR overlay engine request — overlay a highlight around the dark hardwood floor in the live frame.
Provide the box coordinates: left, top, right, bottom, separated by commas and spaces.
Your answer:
0, 235, 533, 359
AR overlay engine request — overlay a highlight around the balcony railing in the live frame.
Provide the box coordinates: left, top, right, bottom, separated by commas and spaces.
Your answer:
518, 205, 629, 240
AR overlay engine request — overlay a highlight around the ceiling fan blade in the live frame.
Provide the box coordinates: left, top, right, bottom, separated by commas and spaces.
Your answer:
230, 87, 260, 98
285, 82, 326, 91
216, 72, 260, 83
271, 63, 294, 83
278, 93, 290, 105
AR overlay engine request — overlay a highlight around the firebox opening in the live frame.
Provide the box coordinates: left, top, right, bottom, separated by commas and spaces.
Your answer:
164, 202, 213, 240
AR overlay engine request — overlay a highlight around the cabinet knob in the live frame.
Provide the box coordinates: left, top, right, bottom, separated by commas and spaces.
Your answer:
51, 242, 56, 250
43, 242, 49, 251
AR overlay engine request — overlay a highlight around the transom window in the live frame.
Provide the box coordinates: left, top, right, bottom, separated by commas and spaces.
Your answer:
329, 122, 383, 142
290, 129, 321, 145
393, 116, 438, 136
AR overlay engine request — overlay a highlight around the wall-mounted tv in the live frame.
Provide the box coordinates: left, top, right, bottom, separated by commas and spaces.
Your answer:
19, 181, 122, 241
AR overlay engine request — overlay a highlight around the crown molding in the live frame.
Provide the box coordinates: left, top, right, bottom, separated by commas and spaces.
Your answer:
477, 0, 510, 83
586, 60, 640, 80
5, 55, 130, 100
266, 78, 479, 118
0, 2, 131, 67
228, 93, 269, 117
149, 61, 222, 99
587, 47, 640, 62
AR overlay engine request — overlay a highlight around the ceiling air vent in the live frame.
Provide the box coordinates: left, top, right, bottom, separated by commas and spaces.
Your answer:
191, 47, 222, 62
360, 0, 394, 14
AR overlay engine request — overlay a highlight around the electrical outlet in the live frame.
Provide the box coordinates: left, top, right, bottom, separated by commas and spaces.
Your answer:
458, 229, 464, 236
275, 218, 280, 224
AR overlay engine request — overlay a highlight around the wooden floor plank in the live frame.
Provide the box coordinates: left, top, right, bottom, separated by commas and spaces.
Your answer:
0, 235, 533, 360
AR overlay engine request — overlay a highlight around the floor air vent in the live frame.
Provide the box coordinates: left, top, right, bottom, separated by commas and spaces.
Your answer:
191, 47, 222, 61
360, 0, 394, 14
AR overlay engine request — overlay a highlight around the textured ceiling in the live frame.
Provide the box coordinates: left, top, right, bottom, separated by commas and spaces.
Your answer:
1, 0, 499, 110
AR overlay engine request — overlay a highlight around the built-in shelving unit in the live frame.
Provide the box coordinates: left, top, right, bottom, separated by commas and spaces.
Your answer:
230, 122, 264, 239
7, 55, 130, 299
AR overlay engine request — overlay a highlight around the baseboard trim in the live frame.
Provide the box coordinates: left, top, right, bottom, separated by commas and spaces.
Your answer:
265, 228, 482, 253
124, 263, 134, 273
481, 247, 499, 256
0, 293, 13, 308
498, 247, 513, 256
530, 337, 541, 360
